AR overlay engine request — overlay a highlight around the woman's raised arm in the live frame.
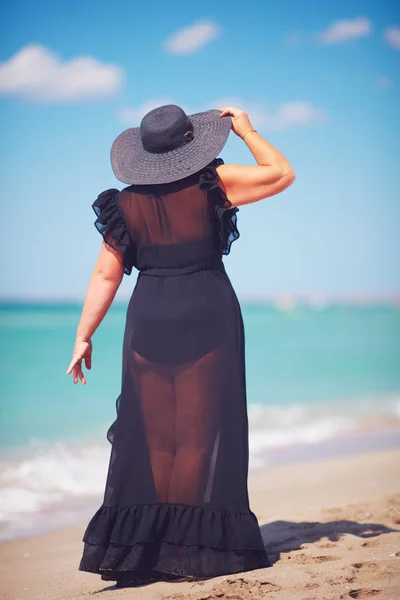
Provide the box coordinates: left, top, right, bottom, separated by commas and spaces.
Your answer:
217, 106, 295, 207
66, 242, 124, 384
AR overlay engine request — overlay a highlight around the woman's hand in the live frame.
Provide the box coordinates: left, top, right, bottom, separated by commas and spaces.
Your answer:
219, 106, 254, 139
66, 339, 92, 385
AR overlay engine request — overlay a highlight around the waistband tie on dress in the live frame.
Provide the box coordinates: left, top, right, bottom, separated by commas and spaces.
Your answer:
138, 256, 225, 277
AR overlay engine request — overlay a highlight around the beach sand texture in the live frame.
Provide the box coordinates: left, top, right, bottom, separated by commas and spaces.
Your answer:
1, 448, 399, 600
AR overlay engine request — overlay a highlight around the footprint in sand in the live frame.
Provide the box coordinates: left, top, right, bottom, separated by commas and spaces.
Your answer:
350, 560, 398, 580
316, 541, 339, 549
352, 561, 380, 572
163, 577, 281, 600
360, 539, 380, 548
325, 507, 343, 514
348, 589, 381, 598
288, 553, 340, 564
303, 582, 319, 590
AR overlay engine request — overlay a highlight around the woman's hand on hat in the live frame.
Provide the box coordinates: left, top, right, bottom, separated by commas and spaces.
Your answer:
66, 339, 92, 385
219, 106, 254, 140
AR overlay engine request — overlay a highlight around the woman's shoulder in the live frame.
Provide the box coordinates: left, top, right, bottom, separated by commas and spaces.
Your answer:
93, 188, 120, 209
198, 158, 240, 256
92, 188, 135, 275
198, 158, 224, 192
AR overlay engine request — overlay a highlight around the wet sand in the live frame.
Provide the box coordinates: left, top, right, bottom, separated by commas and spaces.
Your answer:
2, 447, 399, 600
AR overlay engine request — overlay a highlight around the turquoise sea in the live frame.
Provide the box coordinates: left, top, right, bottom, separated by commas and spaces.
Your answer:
1, 300, 399, 540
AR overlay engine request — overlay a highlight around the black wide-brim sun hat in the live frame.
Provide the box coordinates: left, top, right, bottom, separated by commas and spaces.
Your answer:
110, 104, 232, 185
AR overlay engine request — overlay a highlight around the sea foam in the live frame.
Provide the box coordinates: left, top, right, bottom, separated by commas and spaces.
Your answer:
1, 395, 399, 540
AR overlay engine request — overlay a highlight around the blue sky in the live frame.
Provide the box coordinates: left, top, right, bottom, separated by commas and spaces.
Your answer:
1, 0, 399, 300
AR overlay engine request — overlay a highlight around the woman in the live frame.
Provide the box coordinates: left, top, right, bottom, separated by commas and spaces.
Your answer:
67, 104, 295, 587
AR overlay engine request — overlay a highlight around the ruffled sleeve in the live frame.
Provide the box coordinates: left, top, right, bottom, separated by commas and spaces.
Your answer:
199, 158, 240, 256
92, 189, 136, 275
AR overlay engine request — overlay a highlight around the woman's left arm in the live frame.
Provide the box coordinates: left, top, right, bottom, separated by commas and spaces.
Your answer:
66, 241, 125, 385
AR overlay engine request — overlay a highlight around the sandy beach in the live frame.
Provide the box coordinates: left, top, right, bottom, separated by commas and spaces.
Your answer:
2, 447, 399, 600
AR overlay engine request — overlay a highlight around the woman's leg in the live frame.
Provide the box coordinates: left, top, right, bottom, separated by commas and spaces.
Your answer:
130, 350, 176, 502
169, 347, 222, 504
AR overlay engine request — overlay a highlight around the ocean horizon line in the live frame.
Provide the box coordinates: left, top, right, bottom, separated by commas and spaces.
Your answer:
1, 293, 400, 307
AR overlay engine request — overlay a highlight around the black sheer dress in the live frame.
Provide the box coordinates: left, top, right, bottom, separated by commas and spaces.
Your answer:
78, 157, 270, 582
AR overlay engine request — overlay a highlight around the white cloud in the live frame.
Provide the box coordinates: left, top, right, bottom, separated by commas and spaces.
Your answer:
163, 19, 221, 54
118, 97, 327, 132
0, 44, 124, 103
271, 101, 328, 129
384, 26, 400, 49
376, 76, 392, 90
317, 17, 372, 44
205, 97, 327, 131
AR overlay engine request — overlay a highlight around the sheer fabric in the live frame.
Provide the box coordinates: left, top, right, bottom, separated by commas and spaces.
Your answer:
79, 158, 270, 582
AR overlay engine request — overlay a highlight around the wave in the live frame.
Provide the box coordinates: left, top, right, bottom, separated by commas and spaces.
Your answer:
248, 394, 400, 468
1, 394, 399, 540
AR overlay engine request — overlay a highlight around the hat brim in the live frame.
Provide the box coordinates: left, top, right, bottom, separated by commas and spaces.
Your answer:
110, 109, 232, 185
